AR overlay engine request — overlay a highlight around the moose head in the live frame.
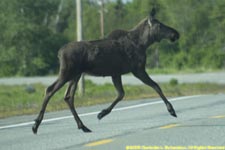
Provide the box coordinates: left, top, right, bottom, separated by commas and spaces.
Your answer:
147, 8, 180, 42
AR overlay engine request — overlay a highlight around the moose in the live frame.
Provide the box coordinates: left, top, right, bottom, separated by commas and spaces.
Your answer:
32, 8, 179, 134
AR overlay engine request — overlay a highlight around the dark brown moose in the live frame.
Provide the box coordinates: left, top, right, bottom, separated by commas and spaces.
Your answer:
32, 9, 179, 134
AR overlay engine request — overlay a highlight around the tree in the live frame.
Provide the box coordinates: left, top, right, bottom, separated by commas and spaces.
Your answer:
0, 0, 68, 76
0, 0, 225, 77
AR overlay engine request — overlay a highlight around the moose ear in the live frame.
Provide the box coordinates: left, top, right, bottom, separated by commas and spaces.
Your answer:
148, 7, 156, 27
150, 7, 156, 19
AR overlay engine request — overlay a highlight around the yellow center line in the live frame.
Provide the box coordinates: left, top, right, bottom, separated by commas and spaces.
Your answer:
159, 123, 180, 129
85, 139, 114, 147
210, 115, 225, 119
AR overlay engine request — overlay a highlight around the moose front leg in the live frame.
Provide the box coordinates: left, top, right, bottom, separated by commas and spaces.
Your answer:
98, 75, 125, 120
132, 70, 177, 117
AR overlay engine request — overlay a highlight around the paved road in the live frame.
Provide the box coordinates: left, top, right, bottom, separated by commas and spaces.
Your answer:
1, 94, 225, 150
0, 71, 225, 85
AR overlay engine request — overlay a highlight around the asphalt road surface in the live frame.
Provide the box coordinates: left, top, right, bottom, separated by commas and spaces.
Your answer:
1, 94, 225, 150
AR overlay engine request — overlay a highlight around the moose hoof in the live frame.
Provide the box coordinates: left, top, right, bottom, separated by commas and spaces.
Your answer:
32, 124, 38, 134
167, 103, 177, 118
80, 125, 92, 133
97, 109, 110, 120
170, 110, 177, 118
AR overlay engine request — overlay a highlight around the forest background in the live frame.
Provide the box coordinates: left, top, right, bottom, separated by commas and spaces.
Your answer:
0, 0, 224, 77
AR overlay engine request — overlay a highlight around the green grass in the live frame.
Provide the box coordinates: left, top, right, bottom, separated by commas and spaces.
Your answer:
0, 79, 225, 118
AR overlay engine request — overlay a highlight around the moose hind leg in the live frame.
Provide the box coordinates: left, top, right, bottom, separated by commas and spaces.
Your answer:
64, 76, 91, 132
133, 70, 177, 117
32, 78, 67, 134
98, 76, 124, 120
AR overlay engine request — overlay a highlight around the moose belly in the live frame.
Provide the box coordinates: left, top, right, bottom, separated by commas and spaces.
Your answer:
84, 59, 131, 77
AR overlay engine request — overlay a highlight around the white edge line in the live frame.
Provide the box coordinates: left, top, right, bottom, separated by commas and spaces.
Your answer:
0, 95, 202, 130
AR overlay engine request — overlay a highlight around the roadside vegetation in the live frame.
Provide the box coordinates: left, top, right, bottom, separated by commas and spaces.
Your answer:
1, 79, 225, 118
0, 0, 225, 77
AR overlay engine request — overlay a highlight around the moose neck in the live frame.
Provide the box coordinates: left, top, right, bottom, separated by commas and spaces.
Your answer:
128, 19, 155, 50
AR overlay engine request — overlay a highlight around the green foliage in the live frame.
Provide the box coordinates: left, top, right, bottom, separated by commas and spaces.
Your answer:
145, 0, 225, 70
169, 78, 179, 86
0, 0, 225, 77
1, 80, 225, 118
0, 0, 68, 77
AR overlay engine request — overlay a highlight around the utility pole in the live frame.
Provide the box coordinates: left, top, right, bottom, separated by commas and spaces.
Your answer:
99, 0, 104, 38
55, 0, 64, 32
76, 0, 84, 96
